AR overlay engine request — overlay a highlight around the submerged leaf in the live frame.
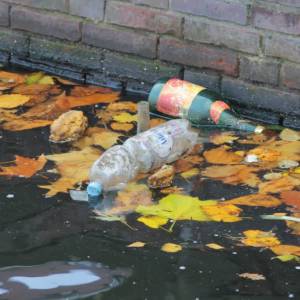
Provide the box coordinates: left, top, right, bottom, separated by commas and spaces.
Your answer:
238, 273, 266, 281
180, 168, 200, 179
127, 241, 146, 248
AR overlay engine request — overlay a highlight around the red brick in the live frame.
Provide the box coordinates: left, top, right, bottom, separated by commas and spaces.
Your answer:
281, 63, 300, 90
0, 2, 9, 27
184, 17, 260, 54
265, 34, 300, 63
170, 0, 248, 25
132, 0, 169, 9
240, 56, 279, 85
106, 1, 182, 37
159, 37, 238, 76
11, 6, 81, 41
253, 6, 300, 35
82, 23, 157, 58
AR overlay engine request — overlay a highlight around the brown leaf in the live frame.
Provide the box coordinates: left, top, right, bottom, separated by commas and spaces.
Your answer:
226, 194, 281, 208
70, 85, 113, 97
210, 132, 238, 145
202, 165, 261, 187
259, 176, 300, 194
238, 273, 266, 281
0, 71, 25, 90
204, 146, 243, 165
110, 122, 134, 132
148, 165, 175, 189
106, 101, 137, 113
280, 191, 300, 209
0, 155, 46, 177
2, 118, 52, 131
174, 155, 203, 173
150, 118, 166, 128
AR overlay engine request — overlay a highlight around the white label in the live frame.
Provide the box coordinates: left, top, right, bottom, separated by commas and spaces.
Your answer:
148, 129, 173, 158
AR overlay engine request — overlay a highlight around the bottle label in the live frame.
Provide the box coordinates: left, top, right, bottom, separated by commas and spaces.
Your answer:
157, 78, 206, 117
210, 101, 230, 124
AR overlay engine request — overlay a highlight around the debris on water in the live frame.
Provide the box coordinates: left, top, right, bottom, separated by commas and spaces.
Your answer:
69, 189, 88, 202
245, 154, 259, 163
179, 266, 186, 270
6, 194, 14, 199
278, 160, 299, 169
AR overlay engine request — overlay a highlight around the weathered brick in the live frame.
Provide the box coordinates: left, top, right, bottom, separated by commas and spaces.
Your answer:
222, 77, 300, 115
0, 29, 29, 57
126, 79, 152, 94
4, 0, 68, 12
103, 51, 180, 83
69, 0, 105, 21
184, 17, 260, 54
10, 56, 85, 82
30, 37, 103, 70
265, 0, 300, 8
86, 72, 123, 90
106, 1, 182, 37
240, 56, 279, 85
281, 62, 300, 90
82, 23, 157, 58
170, 0, 248, 25
253, 5, 300, 35
283, 115, 300, 130
265, 34, 300, 63
184, 68, 220, 93
11, 6, 81, 41
132, 0, 169, 9
0, 2, 9, 27
159, 37, 238, 76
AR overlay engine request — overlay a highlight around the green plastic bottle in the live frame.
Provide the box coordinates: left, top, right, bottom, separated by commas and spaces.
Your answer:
148, 78, 264, 133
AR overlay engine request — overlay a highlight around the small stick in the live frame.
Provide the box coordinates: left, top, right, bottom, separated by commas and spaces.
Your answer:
261, 215, 300, 223
137, 101, 150, 134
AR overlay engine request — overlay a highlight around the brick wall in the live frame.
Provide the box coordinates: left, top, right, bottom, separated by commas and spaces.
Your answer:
0, 0, 299, 127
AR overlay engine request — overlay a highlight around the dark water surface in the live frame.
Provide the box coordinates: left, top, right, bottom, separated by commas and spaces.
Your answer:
0, 72, 299, 300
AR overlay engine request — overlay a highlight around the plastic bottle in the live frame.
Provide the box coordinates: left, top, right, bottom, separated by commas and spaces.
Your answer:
87, 119, 199, 203
148, 78, 264, 133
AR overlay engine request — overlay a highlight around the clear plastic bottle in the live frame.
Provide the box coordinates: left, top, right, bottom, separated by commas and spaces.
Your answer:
87, 119, 199, 202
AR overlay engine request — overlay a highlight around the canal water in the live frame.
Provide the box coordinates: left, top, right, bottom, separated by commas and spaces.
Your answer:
0, 68, 299, 300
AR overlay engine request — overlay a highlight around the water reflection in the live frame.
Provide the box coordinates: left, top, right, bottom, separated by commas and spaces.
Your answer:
0, 261, 130, 300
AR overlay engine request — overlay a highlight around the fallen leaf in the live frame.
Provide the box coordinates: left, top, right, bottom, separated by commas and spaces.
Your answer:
38, 75, 55, 85
106, 101, 137, 113
280, 128, 300, 142
204, 146, 243, 165
202, 203, 242, 222
238, 273, 266, 281
127, 241, 146, 248
226, 194, 281, 208
238, 133, 269, 145
202, 165, 261, 187
160, 186, 185, 195
287, 213, 300, 236
210, 132, 238, 145
0, 155, 46, 178
54, 76, 77, 85
113, 112, 138, 123
25, 71, 44, 84
74, 127, 121, 150
270, 244, 300, 256
174, 155, 203, 173
180, 168, 200, 179
274, 255, 300, 262
280, 191, 300, 209
0, 71, 25, 90
0, 94, 30, 108
148, 165, 175, 189
70, 85, 113, 97
137, 215, 168, 229
263, 172, 282, 181
241, 230, 281, 247
206, 243, 224, 250
150, 118, 166, 128
2, 118, 52, 131
259, 175, 300, 194
278, 160, 299, 169
105, 183, 153, 215
39, 147, 101, 196
161, 243, 182, 253
110, 122, 134, 132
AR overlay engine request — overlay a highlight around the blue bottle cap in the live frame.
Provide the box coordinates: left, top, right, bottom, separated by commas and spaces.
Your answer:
87, 182, 102, 197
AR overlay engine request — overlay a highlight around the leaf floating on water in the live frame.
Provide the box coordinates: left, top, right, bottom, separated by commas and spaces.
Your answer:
160, 186, 185, 195
204, 146, 243, 165
180, 168, 200, 179
38, 75, 55, 85
2, 118, 53, 131
274, 255, 300, 262
263, 172, 282, 181
238, 273, 266, 281
137, 215, 168, 229
241, 230, 281, 248
161, 243, 182, 253
148, 165, 175, 189
0, 155, 46, 178
210, 132, 238, 145
270, 244, 300, 257
110, 122, 134, 132
280, 191, 300, 210
70, 85, 113, 97
0, 71, 25, 90
206, 243, 224, 250
0, 94, 30, 108
259, 175, 300, 194
150, 118, 166, 128
127, 241, 146, 248
106, 101, 137, 113
226, 194, 281, 208
25, 71, 44, 84
279, 128, 300, 142
278, 160, 299, 169
113, 112, 138, 123
201, 203, 242, 222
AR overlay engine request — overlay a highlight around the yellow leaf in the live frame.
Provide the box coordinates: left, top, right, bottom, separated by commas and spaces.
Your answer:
0, 155, 46, 178
226, 194, 281, 208
113, 112, 138, 123
38, 75, 55, 85
206, 243, 224, 250
202, 204, 242, 222
238, 273, 266, 280
270, 244, 300, 256
161, 243, 182, 253
259, 175, 300, 194
204, 146, 243, 165
74, 127, 121, 150
274, 255, 300, 262
110, 122, 134, 132
0, 71, 25, 90
210, 132, 239, 145
180, 168, 199, 179
0, 94, 30, 108
106, 101, 137, 113
127, 241, 146, 248
160, 186, 185, 195
294, 167, 300, 174
137, 215, 168, 229
279, 128, 300, 142
241, 230, 281, 247
2, 118, 52, 131
136, 194, 216, 222
26, 71, 44, 84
